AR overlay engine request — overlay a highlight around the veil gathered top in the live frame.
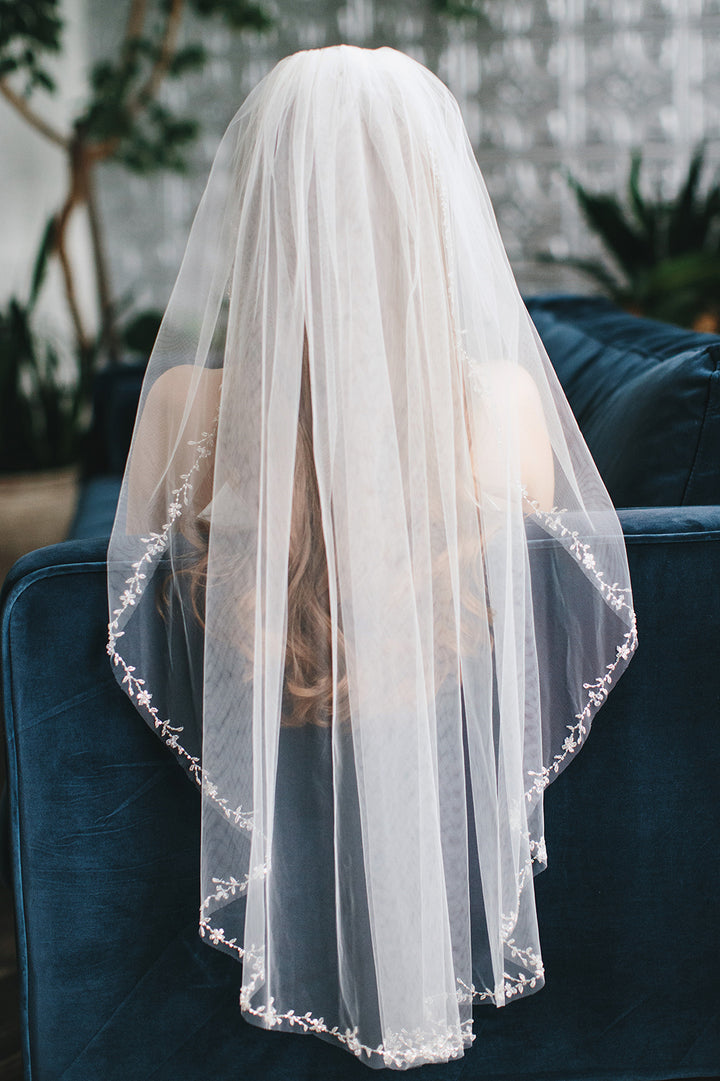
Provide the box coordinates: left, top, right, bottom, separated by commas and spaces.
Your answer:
107, 45, 637, 1070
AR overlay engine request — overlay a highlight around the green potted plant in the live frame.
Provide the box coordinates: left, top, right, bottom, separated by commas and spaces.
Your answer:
0, 229, 87, 582
0, 1, 273, 581
542, 146, 720, 332
0, 0, 274, 365
0, 1, 489, 583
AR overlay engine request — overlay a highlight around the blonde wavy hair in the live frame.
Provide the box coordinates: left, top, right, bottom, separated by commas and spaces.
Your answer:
159, 340, 489, 728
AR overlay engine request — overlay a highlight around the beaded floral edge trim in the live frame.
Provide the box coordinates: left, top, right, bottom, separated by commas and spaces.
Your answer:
520, 490, 638, 801
106, 406, 255, 833
221, 940, 544, 1069
105, 378, 633, 1067
431, 146, 638, 808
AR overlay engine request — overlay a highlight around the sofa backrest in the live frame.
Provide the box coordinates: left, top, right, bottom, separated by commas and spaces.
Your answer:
84, 362, 146, 478
80, 302, 720, 513
526, 295, 720, 508
3, 517, 720, 1077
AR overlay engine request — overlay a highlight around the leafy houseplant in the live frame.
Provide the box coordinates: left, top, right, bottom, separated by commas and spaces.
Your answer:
0, 277, 85, 580
0, 297, 83, 474
0, 0, 484, 375
0, 213, 91, 475
544, 147, 720, 332
0, 0, 273, 578
0, 0, 273, 369
0, 1, 485, 577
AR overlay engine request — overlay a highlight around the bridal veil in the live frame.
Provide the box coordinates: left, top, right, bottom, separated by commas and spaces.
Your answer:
107, 45, 637, 1070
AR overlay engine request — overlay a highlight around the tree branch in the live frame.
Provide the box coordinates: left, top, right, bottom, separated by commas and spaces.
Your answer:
90, 0, 185, 163
85, 165, 120, 365
0, 78, 69, 149
135, 0, 184, 106
124, 0, 149, 44
51, 139, 93, 353
56, 231, 91, 354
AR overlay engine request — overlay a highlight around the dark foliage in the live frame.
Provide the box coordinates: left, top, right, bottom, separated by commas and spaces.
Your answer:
543, 147, 720, 328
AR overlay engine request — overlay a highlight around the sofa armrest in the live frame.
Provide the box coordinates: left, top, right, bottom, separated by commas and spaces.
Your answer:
617, 503, 720, 537
1, 513, 719, 1079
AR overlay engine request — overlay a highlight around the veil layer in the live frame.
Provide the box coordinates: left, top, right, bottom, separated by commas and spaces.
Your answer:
107, 45, 637, 1070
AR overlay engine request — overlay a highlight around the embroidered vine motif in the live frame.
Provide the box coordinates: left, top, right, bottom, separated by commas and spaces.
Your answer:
240, 988, 474, 1068
193, 914, 544, 1066
199, 873, 268, 960
499, 830, 546, 941
530, 834, 547, 863
199, 917, 244, 958
504, 938, 543, 975
108, 373, 625, 1067
521, 490, 638, 800
201, 867, 269, 917
520, 489, 634, 616
106, 406, 255, 825
201, 780, 255, 831
466, 356, 494, 398
197, 884, 543, 1065
456, 958, 544, 1008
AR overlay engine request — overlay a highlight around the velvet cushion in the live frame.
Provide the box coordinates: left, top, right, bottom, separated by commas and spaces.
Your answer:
2, 522, 719, 1080
69, 476, 123, 539
525, 295, 720, 508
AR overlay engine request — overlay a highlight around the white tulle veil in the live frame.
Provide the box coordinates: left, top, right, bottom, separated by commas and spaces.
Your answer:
107, 45, 637, 1070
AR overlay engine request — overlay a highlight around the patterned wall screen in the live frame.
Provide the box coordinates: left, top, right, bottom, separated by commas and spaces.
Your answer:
91, 0, 720, 305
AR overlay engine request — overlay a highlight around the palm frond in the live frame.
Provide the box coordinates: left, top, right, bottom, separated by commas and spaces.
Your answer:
627, 151, 659, 249
567, 173, 655, 276
667, 144, 712, 256
536, 252, 626, 298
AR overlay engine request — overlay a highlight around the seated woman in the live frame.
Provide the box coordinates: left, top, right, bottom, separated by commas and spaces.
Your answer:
108, 45, 636, 1071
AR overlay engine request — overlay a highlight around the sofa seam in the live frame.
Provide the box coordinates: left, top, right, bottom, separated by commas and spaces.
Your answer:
1, 623, 33, 1079
3, 559, 108, 598
621, 530, 720, 545
1, 557, 111, 1081
681, 344, 720, 506
531, 303, 720, 510
529, 298, 719, 363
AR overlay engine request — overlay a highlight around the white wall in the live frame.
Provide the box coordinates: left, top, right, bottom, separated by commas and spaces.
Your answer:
3, 0, 720, 329
88, 0, 720, 304
0, 0, 95, 346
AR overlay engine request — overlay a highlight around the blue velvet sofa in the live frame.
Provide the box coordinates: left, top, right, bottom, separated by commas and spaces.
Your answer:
2, 295, 719, 1081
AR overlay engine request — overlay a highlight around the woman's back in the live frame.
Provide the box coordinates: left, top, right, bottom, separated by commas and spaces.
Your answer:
108, 45, 636, 1069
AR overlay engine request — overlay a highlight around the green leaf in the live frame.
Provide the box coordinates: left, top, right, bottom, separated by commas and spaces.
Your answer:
188, 0, 274, 31
0, 0, 63, 51
627, 151, 658, 242
0, 292, 85, 471
0, 0, 63, 100
169, 44, 207, 77
567, 172, 655, 276
121, 309, 164, 355
28, 215, 56, 311
32, 67, 55, 92
430, 0, 489, 20
666, 144, 711, 256
644, 250, 720, 293
537, 252, 626, 298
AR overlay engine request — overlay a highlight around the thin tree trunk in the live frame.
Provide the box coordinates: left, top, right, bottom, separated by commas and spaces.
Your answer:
0, 79, 68, 148
55, 222, 90, 356
53, 135, 92, 357
85, 164, 120, 366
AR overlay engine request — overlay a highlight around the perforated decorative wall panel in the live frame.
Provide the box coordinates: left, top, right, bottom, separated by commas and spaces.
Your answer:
90, 0, 720, 306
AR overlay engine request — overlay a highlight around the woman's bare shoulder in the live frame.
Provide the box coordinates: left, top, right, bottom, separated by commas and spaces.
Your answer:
469, 360, 554, 512
126, 366, 221, 531
146, 364, 222, 407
